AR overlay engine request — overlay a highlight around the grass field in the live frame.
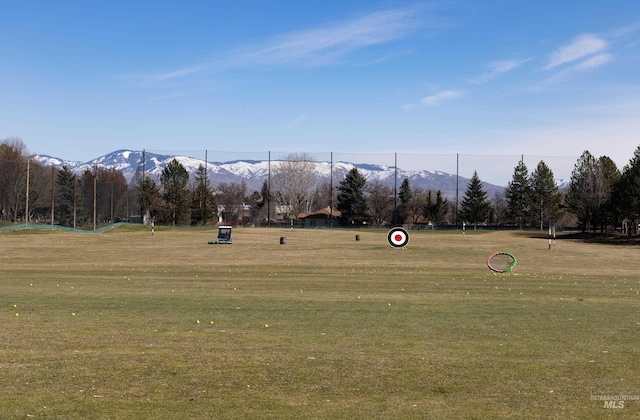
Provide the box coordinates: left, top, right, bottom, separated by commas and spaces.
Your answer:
1, 225, 639, 419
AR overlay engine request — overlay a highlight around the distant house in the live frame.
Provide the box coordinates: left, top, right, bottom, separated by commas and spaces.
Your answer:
297, 207, 341, 228
217, 204, 251, 225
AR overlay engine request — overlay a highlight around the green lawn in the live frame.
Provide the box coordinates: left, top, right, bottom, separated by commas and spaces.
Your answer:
1, 226, 639, 419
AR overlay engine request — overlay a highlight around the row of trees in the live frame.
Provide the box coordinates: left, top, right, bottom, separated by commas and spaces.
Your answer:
460, 148, 640, 234
333, 148, 640, 233
0, 138, 132, 227
335, 165, 556, 230
3, 136, 640, 233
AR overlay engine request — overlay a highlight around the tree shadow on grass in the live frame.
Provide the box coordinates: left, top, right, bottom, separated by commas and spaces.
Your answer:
529, 231, 640, 246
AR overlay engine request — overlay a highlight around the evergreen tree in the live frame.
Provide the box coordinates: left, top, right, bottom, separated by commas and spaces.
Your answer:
565, 151, 615, 233
396, 177, 412, 225
138, 176, 160, 222
595, 156, 620, 233
77, 169, 94, 226
529, 161, 562, 230
505, 160, 531, 229
55, 166, 75, 227
260, 179, 272, 224
336, 167, 370, 226
161, 158, 190, 226
460, 171, 490, 229
566, 151, 595, 231
190, 164, 216, 226
612, 148, 640, 227
260, 180, 270, 208
424, 190, 448, 228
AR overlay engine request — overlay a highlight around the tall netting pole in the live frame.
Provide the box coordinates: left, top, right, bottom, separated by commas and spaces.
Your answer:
393, 153, 398, 227
455, 153, 459, 228
93, 176, 97, 231
205, 150, 208, 226
25, 159, 30, 228
267, 151, 271, 228
73, 174, 77, 230
51, 167, 55, 228
329, 151, 333, 228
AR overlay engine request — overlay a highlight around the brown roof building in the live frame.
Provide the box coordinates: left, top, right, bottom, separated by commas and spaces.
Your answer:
297, 207, 341, 228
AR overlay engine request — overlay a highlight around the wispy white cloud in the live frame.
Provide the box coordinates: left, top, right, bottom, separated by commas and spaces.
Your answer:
286, 115, 308, 129
608, 21, 640, 38
233, 9, 418, 68
144, 8, 419, 84
572, 52, 614, 70
543, 34, 608, 70
421, 90, 463, 106
540, 52, 613, 86
468, 57, 533, 84
153, 64, 212, 81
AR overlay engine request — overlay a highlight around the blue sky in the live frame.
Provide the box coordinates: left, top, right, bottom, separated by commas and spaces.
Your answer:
2, 1, 640, 184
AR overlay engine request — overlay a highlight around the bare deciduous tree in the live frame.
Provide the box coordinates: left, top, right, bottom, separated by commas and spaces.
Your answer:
272, 153, 319, 218
216, 181, 247, 224
566, 151, 618, 233
0, 138, 29, 222
407, 186, 428, 225
366, 177, 393, 227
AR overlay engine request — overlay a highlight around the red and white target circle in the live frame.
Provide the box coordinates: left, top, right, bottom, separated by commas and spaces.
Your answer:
388, 227, 409, 247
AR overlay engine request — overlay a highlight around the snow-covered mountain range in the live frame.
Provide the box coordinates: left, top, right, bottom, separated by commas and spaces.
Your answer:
32, 149, 509, 198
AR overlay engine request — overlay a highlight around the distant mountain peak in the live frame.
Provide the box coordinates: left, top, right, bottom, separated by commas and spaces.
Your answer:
31, 149, 507, 199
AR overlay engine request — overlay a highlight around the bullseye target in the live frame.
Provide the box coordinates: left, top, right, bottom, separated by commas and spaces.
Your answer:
388, 227, 409, 247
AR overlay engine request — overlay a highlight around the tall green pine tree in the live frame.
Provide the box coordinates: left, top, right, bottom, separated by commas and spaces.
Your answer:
566, 151, 596, 232
595, 156, 620, 233
336, 167, 370, 226
505, 160, 531, 229
460, 171, 490, 229
396, 177, 412, 225
55, 166, 75, 227
424, 190, 448, 227
161, 158, 190, 226
190, 164, 216, 226
529, 161, 562, 230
